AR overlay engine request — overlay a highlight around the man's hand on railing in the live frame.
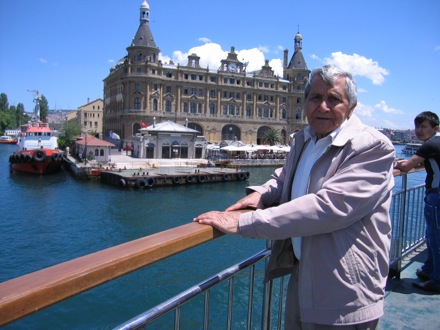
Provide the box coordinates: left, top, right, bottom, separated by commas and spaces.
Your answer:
194, 211, 242, 235
225, 191, 264, 211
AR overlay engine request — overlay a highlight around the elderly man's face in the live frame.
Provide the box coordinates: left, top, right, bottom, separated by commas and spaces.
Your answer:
305, 76, 355, 139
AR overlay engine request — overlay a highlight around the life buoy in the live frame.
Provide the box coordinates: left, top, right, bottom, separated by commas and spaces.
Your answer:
33, 150, 47, 162
118, 178, 127, 187
135, 178, 147, 188
198, 174, 206, 183
173, 177, 180, 184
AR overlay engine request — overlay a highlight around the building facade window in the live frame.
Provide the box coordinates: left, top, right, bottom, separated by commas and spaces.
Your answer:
134, 97, 141, 110
165, 100, 172, 112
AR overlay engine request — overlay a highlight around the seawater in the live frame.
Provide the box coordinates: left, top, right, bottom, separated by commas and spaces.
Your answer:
0, 144, 423, 329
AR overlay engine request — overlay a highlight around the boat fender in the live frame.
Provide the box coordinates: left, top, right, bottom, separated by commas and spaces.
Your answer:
146, 177, 155, 187
9, 155, 14, 163
186, 176, 194, 183
25, 154, 32, 163
118, 178, 127, 187
198, 174, 206, 183
33, 150, 47, 162
52, 153, 61, 162
173, 177, 180, 184
222, 174, 228, 181
135, 178, 147, 188
245, 171, 250, 179
237, 172, 245, 180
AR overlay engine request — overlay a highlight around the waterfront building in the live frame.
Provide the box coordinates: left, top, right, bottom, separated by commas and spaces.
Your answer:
103, 0, 309, 154
75, 98, 104, 138
130, 119, 207, 159
73, 133, 115, 162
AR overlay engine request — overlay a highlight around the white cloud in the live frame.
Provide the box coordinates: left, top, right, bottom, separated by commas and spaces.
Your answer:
354, 101, 374, 118
198, 37, 211, 44
354, 101, 404, 129
108, 59, 115, 64
374, 100, 404, 115
435, 45, 440, 53
160, 42, 284, 76
38, 57, 48, 64
324, 52, 389, 85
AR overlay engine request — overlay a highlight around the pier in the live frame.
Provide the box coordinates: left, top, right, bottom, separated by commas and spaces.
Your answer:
64, 153, 251, 188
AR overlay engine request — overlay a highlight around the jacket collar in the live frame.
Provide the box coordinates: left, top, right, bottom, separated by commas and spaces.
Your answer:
331, 114, 364, 147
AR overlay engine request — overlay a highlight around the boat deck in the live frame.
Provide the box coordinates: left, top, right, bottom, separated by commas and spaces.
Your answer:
380, 245, 439, 330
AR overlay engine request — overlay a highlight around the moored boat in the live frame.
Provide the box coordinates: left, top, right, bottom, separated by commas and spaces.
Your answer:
401, 142, 422, 155
0, 136, 17, 144
9, 91, 63, 175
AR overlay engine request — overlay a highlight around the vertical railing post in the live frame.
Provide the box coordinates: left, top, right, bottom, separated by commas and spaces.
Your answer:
391, 173, 408, 279
261, 240, 273, 330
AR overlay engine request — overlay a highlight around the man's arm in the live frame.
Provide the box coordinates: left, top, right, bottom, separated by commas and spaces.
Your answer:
394, 154, 424, 172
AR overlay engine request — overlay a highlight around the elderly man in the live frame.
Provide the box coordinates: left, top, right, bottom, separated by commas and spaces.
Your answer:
194, 65, 395, 329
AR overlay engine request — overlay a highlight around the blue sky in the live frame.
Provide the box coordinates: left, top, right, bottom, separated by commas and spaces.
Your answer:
1, 0, 439, 130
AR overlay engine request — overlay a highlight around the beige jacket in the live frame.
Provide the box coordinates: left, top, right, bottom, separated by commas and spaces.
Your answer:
239, 115, 395, 325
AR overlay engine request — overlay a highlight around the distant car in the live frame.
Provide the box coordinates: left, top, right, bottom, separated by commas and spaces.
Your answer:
122, 145, 133, 151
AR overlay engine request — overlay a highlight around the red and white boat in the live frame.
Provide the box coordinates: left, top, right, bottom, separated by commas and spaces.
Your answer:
0, 136, 18, 144
9, 91, 63, 175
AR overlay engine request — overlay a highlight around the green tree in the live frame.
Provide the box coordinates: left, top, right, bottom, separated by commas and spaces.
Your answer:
0, 93, 8, 112
15, 103, 26, 126
262, 127, 282, 146
0, 109, 16, 132
39, 95, 49, 121
58, 120, 82, 150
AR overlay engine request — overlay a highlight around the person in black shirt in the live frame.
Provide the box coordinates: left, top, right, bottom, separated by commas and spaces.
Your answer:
395, 111, 440, 293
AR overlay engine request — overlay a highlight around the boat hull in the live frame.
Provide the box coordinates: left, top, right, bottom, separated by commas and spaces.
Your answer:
9, 149, 63, 175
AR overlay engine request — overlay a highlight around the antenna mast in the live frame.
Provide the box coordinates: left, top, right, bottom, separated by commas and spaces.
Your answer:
27, 89, 41, 122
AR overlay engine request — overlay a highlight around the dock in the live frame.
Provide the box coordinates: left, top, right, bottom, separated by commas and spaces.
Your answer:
100, 167, 250, 189
64, 153, 250, 188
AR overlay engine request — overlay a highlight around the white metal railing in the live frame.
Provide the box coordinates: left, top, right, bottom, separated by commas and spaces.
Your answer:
113, 170, 427, 329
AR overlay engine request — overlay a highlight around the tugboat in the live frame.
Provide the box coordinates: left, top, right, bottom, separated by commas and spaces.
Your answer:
9, 90, 63, 175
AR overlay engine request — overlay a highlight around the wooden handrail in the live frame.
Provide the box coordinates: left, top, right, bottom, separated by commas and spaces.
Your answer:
0, 222, 223, 326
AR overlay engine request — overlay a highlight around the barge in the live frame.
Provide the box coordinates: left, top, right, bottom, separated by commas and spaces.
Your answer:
100, 168, 250, 189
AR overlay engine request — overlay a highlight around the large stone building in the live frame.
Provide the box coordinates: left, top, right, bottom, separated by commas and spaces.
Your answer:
103, 0, 309, 147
